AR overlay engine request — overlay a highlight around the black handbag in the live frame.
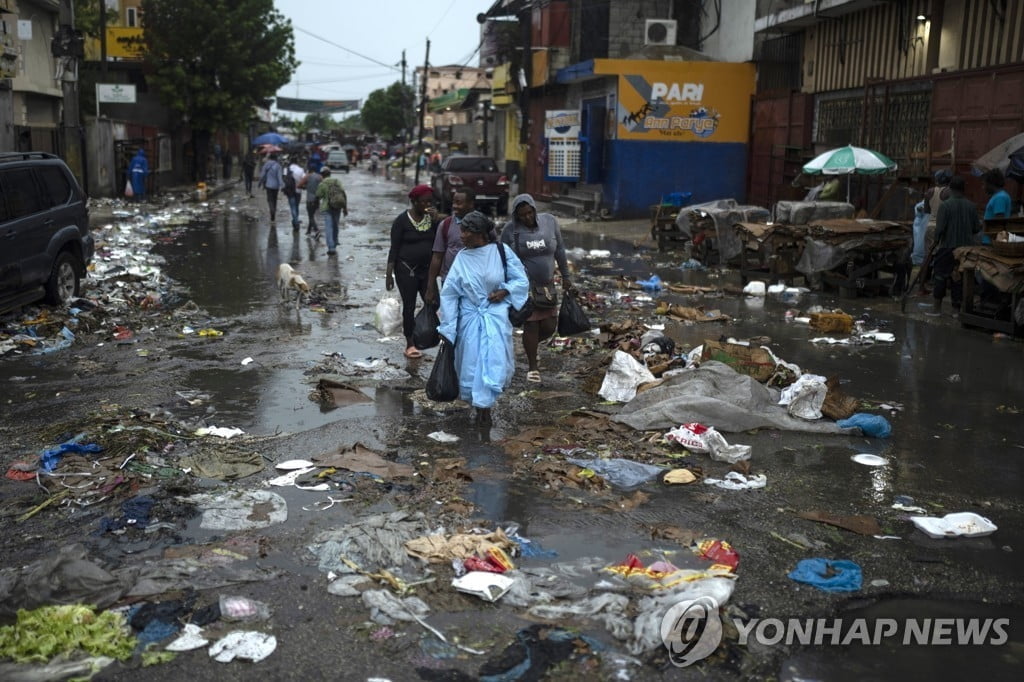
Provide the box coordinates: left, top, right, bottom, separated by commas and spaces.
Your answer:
497, 241, 534, 327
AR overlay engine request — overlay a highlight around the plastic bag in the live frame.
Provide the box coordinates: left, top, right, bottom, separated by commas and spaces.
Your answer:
557, 292, 591, 336
664, 423, 752, 463
412, 304, 440, 349
426, 339, 459, 402
597, 350, 655, 402
124, 179, 134, 198
836, 413, 892, 438
373, 294, 401, 335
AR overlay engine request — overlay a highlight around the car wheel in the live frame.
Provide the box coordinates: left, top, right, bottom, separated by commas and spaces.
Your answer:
44, 251, 82, 306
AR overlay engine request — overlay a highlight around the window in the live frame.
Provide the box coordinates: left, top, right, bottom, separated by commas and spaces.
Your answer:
127, 7, 137, 28
0, 170, 45, 219
37, 166, 73, 206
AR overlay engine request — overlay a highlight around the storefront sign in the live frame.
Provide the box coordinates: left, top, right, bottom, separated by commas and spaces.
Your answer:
96, 83, 136, 104
544, 110, 581, 139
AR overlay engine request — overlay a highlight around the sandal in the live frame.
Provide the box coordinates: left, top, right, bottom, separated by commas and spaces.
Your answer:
404, 347, 423, 359
526, 370, 541, 383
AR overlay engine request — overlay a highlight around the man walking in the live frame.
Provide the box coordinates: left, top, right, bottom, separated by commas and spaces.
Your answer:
298, 164, 323, 237
257, 153, 284, 222
932, 176, 981, 313
315, 167, 348, 257
425, 188, 483, 305
284, 158, 306, 231
127, 148, 149, 202
241, 150, 257, 198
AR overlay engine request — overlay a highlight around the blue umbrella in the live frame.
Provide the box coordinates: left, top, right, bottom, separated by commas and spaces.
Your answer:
252, 132, 288, 146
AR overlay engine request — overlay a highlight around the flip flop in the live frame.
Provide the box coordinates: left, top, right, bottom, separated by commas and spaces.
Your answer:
526, 370, 541, 383
404, 347, 423, 359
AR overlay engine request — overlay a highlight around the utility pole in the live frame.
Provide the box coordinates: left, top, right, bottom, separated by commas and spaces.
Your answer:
414, 39, 430, 186
400, 49, 407, 176
99, 0, 107, 78
58, 0, 83, 181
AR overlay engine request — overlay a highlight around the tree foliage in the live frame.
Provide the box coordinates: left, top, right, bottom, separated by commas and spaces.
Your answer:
139, 0, 297, 133
361, 82, 413, 138
73, 0, 120, 38
304, 112, 334, 133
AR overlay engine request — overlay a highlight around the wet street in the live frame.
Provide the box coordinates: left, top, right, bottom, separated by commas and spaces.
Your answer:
1, 168, 1023, 681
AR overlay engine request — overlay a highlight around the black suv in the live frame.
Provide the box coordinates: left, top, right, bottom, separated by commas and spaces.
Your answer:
0, 152, 93, 314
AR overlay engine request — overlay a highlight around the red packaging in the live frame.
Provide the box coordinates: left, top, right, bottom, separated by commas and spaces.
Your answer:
695, 539, 739, 571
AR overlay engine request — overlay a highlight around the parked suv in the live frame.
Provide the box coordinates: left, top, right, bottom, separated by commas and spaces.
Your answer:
431, 155, 509, 215
0, 152, 93, 314
325, 150, 350, 173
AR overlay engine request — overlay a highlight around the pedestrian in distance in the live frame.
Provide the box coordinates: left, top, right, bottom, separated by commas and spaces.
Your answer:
284, 158, 305, 231
127, 148, 149, 202
370, 154, 380, 177
983, 168, 1012, 226
257, 153, 284, 222
298, 164, 323, 237
314, 167, 347, 256
386, 184, 441, 359
438, 211, 529, 425
932, 175, 981, 313
242, 150, 257, 197
918, 169, 952, 294
500, 193, 573, 383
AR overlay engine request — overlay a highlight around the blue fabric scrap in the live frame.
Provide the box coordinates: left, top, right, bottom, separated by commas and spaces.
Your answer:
39, 439, 104, 472
509, 532, 558, 559
788, 558, 862, 592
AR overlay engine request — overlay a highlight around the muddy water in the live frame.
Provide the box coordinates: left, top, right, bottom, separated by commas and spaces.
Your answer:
48, 171, 1024, 675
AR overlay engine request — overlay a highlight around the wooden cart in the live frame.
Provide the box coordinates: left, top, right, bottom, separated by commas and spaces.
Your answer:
649, 204, 685, 251
734, 222, 808, 284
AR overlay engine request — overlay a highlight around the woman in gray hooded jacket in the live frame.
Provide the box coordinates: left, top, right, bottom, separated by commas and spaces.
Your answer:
499, 193, 573, 383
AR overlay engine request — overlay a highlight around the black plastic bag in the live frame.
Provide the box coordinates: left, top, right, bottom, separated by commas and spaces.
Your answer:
412, 304, 440, 349
426, 339, 459, 402
557, 292, 592, 336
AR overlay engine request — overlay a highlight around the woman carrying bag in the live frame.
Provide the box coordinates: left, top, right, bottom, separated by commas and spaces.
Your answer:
438, 212, 529, 424
499, 194, 573, 384
386, 184, 441, 359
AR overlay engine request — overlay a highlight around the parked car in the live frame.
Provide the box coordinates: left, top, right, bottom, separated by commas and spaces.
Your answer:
325, 150, 350, 173
0, 152, 94, 314
430, 155, 510, 215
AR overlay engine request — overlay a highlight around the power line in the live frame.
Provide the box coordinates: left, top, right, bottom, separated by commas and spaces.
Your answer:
294, 26, 401, 71
427, 0, 460, 38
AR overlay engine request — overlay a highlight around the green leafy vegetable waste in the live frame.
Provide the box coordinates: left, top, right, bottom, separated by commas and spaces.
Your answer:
0, 604, 135, 663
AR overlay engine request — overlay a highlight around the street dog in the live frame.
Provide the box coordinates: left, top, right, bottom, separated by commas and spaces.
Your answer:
277, 263, 311, 305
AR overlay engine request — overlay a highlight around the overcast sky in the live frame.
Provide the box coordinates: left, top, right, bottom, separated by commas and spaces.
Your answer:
272, 0, 495, 116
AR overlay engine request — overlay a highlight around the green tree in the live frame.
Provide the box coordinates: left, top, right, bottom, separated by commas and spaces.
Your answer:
361, 82, 413, 137
304, 112, 334, 134
73, 0, 120, 38
338, 113, 363, 132
139, 0, 298, 180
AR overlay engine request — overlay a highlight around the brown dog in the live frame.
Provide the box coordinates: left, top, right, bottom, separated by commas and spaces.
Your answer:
277, 263, 310, 306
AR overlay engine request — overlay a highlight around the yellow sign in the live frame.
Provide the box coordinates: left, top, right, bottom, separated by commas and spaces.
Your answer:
106, 27, 145, 60
593, 60, 755, 143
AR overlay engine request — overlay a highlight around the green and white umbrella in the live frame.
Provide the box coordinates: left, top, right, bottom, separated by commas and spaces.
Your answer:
803, 145, 897, 201
803, 145, 897, 175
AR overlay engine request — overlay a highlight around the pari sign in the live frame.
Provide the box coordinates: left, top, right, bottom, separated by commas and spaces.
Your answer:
595, 60, 754, 143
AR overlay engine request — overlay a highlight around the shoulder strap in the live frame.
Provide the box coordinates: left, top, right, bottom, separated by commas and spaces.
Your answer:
496, 242, 508, 280
513, 227, 521, 255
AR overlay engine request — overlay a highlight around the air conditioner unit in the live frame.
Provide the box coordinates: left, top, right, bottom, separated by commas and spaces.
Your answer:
645, 19, 677, 46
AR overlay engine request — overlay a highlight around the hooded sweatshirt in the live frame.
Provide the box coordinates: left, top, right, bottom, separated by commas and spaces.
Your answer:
499, 193, 569, 285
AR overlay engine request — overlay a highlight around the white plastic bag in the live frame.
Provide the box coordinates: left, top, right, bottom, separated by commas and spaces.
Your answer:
665, 422, 752, 463
779, 374, 827, 420
598, 350, 656, 403
373, 294, 402, 335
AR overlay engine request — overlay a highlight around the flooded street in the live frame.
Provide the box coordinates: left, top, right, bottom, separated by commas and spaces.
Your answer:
1, 169, 1022, 681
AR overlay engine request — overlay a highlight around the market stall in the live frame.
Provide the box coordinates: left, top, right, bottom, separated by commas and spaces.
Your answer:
795, 219, 912, 297
955, 232, 1024, 336
734, 222, 809, 284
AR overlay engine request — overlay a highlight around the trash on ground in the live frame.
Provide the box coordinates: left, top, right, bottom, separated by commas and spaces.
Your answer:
0, 604, 134, 663
742, 281, 766, 296
809, 312, 853, 334
565, 457, 664, 488
218, 595, 271, 622
694, 539, 740, 571
664, 422, 752, 462
478, 625, 604, 680
405, 528, 515, 564
779, 374, 827, 420
312, 379, 373, 407
662, 469, 698, 485
362, 589, 430, 625
165, 623, 208, 652
851, 453, 888, 466
313, 443, 414, 479
373, 294, 402, 335
700, 340, 777, 383
910, 512, 997, 538
427, 431, 460, 443
703, 471, 766, 490
194, 426, 245, 439
452, 571, 515, 602
598, 350, 656, 402
797, 510, 882, 536
183, 490, 288, 530
208, 631, 277, 663
838, 413, 892, 438
636, 275, 663, 291
788, 558, 862, 592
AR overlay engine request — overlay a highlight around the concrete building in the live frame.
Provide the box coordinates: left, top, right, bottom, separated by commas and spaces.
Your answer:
749, 0, 1024, 213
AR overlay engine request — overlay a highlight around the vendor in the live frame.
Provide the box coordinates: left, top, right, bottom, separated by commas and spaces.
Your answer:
932, 176, 981, 313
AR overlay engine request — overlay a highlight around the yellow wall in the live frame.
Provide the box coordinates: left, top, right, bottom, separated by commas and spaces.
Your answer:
593, 60, 756, 144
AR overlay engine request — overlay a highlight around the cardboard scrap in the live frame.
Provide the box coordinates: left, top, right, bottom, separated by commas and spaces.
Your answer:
798, 510, 881, 536
405, 528, 514, 563
313, 443, 414, 479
